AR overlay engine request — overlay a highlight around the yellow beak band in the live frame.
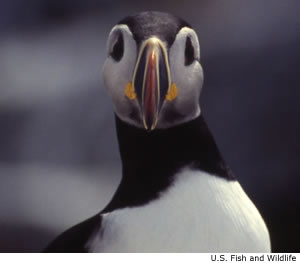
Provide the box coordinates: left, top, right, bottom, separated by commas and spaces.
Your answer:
125, 82, 137, 100
165, 83, 178, 101
125, 82, 177, 101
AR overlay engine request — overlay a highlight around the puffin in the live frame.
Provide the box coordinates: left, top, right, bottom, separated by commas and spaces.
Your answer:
44, 11, 271, 253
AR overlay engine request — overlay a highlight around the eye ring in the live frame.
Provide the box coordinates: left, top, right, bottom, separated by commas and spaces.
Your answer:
110, 32, 124, 61
184, 36, 195, 66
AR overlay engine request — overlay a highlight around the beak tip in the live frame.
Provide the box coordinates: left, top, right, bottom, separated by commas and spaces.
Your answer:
143, 119, 149, 131
143, 119, 157, 131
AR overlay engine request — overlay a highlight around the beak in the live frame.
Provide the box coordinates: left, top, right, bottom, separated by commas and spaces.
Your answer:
132, 37, 171, 130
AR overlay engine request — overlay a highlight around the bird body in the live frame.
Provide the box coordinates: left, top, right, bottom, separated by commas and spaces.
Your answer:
87, 169, 269, 253
44, 11, 271, 253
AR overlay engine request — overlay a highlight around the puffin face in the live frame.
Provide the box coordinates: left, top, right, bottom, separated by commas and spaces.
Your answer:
103, 12, 204, 130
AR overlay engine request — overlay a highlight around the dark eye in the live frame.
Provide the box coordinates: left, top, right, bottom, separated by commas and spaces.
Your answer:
111, 33, 124, 61
185, 36, 195, 66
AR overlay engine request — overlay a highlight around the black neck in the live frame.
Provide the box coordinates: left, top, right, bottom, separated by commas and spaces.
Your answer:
102, 115, 234, 213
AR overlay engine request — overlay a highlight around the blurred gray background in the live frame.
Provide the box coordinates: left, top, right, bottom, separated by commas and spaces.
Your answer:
0, 0, 299, 252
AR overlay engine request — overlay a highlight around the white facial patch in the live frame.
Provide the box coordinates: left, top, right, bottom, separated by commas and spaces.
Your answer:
157, 27, 204, 129
103, 24, 142, 127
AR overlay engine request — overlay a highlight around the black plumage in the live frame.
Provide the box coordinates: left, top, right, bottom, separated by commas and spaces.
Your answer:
103, 115, 234, 212
119, 11, 191, 47
44, 215, 101, 252
44, 114, 233, 252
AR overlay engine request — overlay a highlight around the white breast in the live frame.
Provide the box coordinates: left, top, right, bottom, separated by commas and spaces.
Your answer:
87, 168, 271, 252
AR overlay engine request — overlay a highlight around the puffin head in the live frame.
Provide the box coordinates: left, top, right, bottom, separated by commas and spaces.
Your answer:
103, 11, 204, 130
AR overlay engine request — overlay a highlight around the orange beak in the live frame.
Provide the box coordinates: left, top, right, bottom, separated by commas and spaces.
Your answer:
133, 37, 171, 130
